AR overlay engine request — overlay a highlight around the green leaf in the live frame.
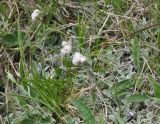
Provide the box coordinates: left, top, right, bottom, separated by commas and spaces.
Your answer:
20, 119, 34, 124
132, 39, 140, 71
105, 1, 126, 13
41, 117, 52, 124
126, 93, 150, 103
98, 114, 105, 124
111, 79, 133, 97
72, 100, 95, 124
6, 71, 16, 83
3, 34, 17, 45
156, 30, 160, 49
0, 4, 8, 12
2, 31, 25, 46
148, 74, 160, 99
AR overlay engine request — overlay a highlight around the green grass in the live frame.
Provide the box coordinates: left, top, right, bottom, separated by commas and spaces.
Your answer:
1, 0, 160, 123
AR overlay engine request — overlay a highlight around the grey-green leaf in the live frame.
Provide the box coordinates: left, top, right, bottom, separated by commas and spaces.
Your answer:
148, 74, 160, 99
126, 93, 149, 103
66, 116, 75, 124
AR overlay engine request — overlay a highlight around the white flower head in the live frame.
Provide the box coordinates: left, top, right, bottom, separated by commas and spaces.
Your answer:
62, 41, 68, 47
31, 9, 40, 21
60, 41, 72, 55
72, 52, 87, 65
60, 45, 72, 55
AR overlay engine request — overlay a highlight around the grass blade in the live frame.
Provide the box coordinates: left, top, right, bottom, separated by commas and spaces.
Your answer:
132, 39, 140, 71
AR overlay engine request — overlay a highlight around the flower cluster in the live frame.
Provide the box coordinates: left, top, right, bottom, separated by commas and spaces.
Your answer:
31, 10, 87, 65
60, 40, 87, 65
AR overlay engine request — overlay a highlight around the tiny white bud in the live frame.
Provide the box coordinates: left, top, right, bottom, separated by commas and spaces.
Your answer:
31, 9, 40, 21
